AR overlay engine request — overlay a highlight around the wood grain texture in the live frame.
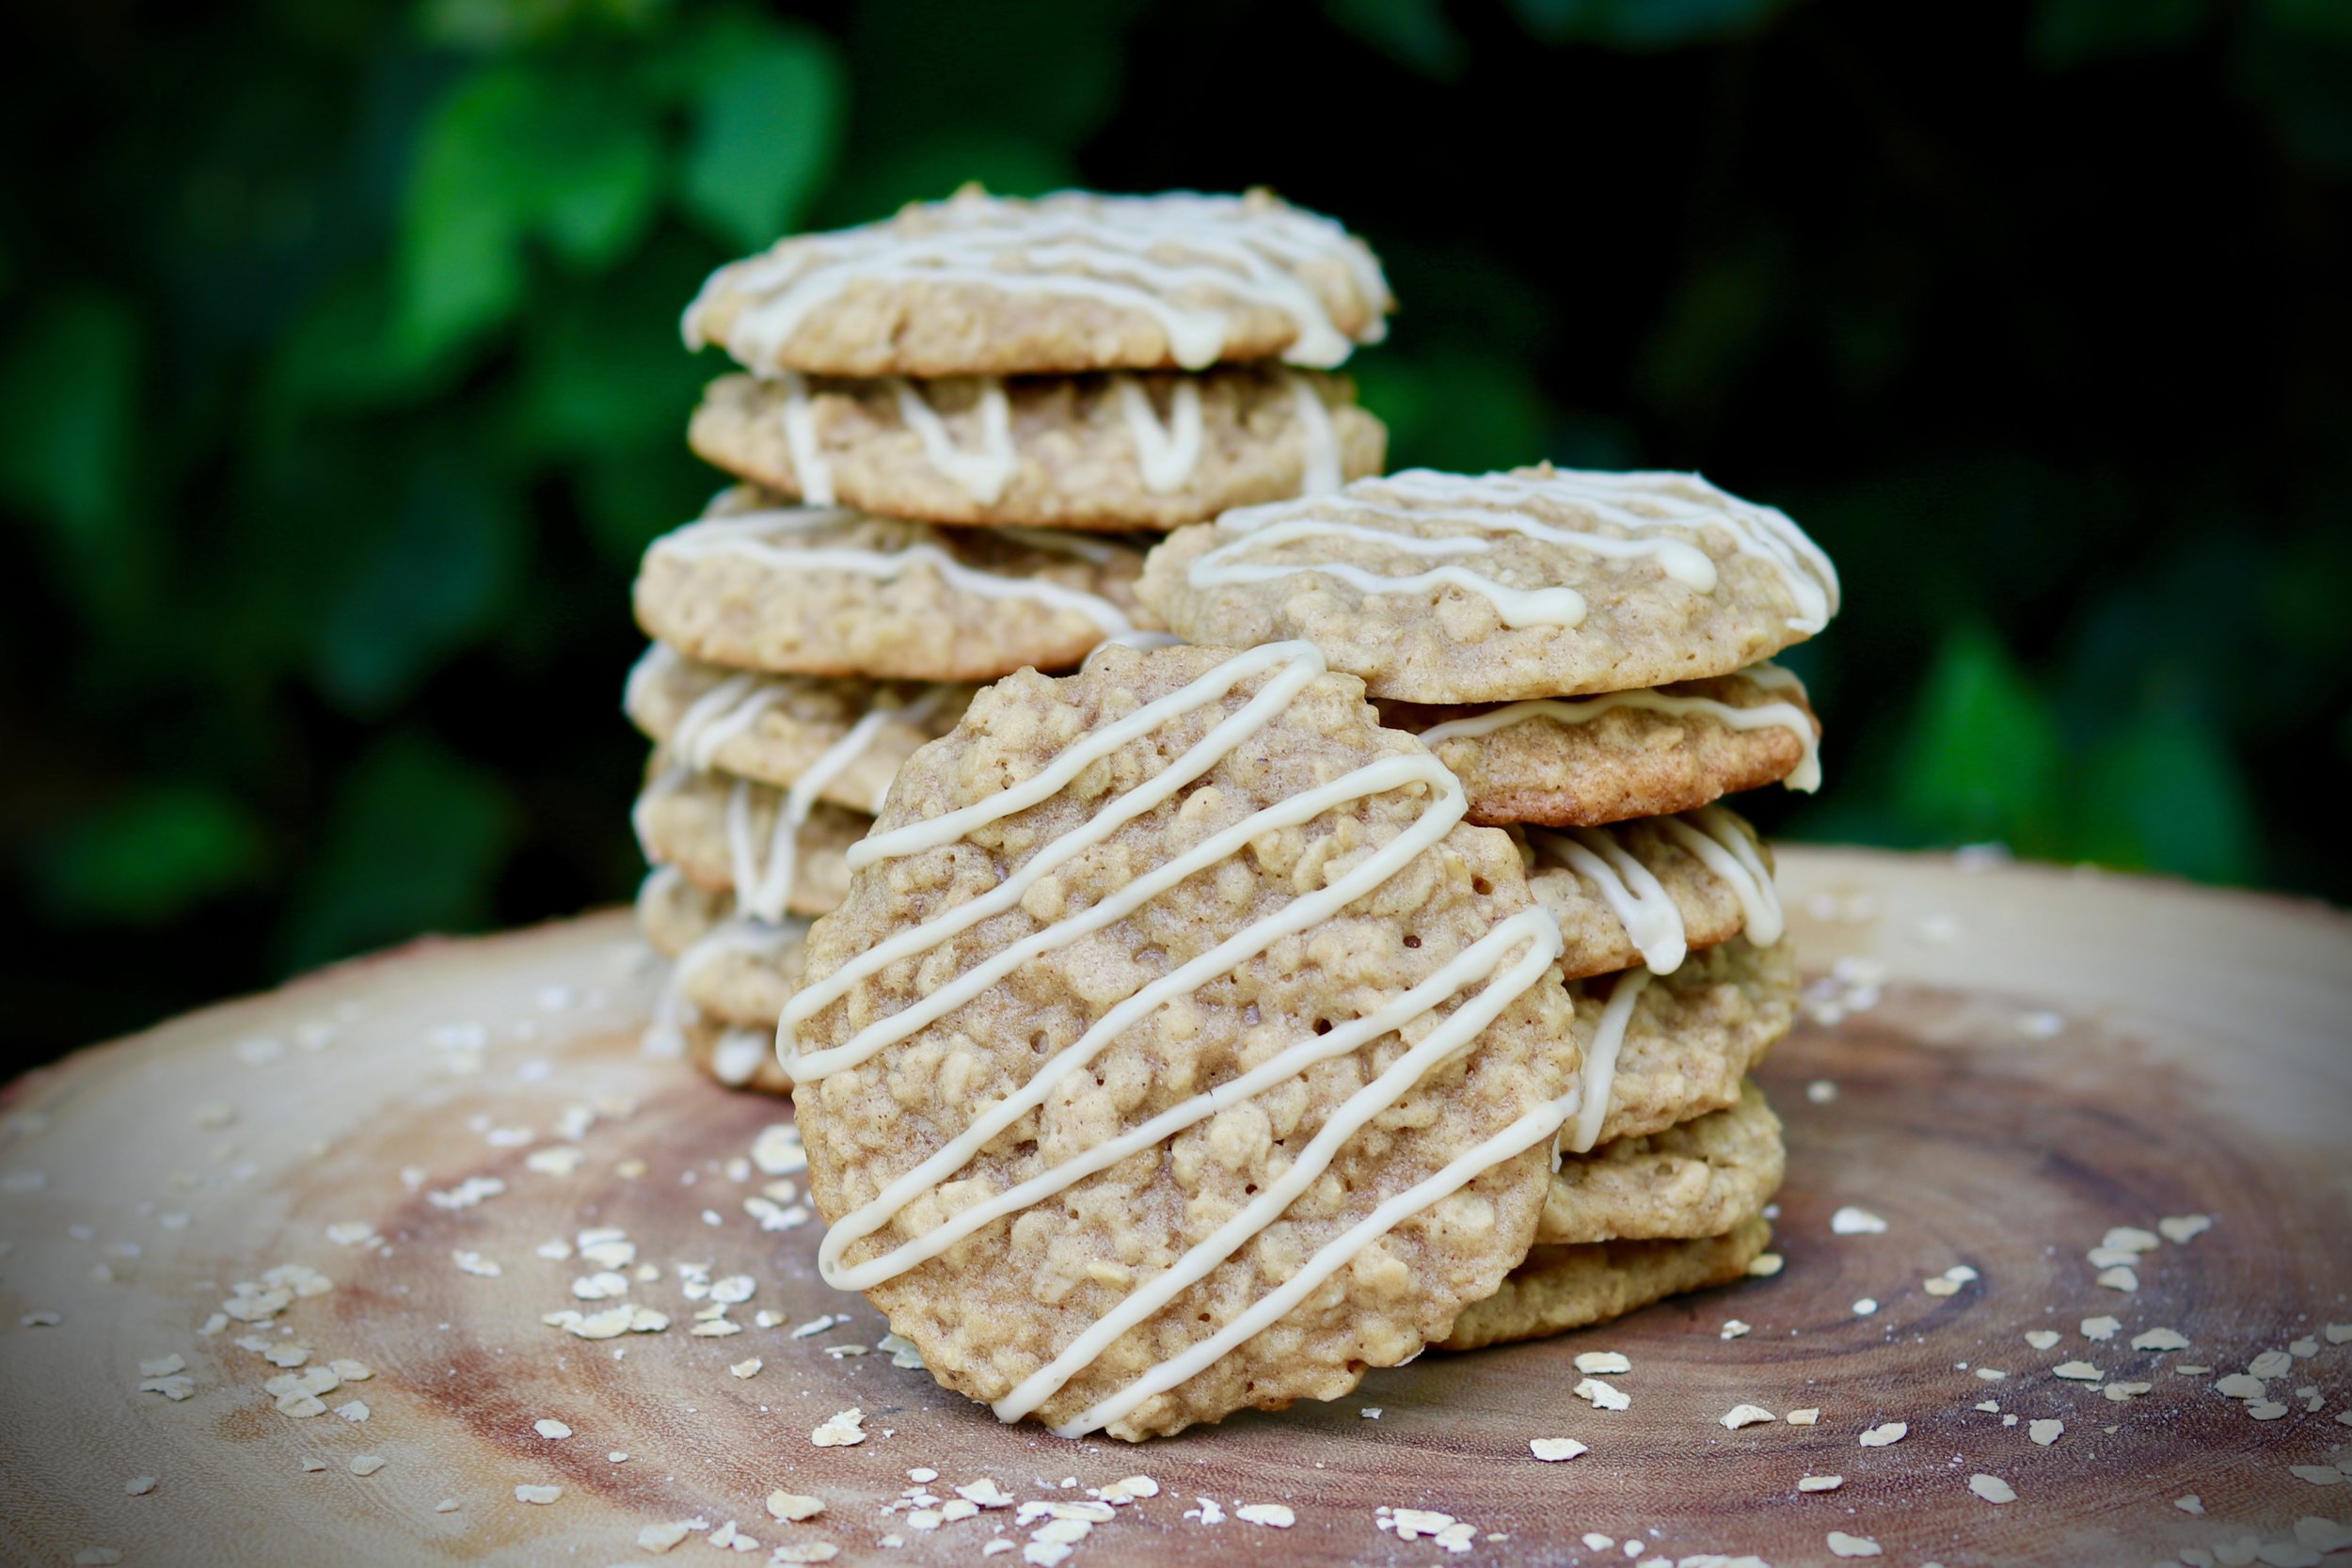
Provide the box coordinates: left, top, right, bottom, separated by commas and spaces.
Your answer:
1, 847, 2348, 1567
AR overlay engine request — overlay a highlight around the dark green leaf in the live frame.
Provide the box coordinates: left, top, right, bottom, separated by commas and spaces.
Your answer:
1894, 625, 2064, 851
36, 784, 268, 925
2030, 0, 2214, 68
0, 293, 139, 551
2074, 707, 2258, 883
679, 21, 843, 249
1323, 0, 1469, 79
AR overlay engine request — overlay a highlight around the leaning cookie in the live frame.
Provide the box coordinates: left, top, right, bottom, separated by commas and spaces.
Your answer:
635, 486, 1157, 681
1438, 1217, 1772, 1352
1563, 936, 1798, 1153
690, 366, 1384, 532
1517, 804, 1782, 980
683, 186, 1392, 379
1137, 467, 1839, 704
625, 643, 973, 810
784, 641, 1580, 1441
631, 756, 866, 922
1538, 1079, 1783, 1246
1380, 665, 1820, 827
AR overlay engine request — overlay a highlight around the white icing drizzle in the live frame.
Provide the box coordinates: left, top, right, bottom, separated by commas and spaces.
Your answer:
1192, 468, 1837, 636
1286, 372, 1343, 494
687, 189, 1391, 372
711, 1026, 772, 1086
650, 507, 1135, 636
1114, 375, 1205, 494
1412, 669, 1822, 794
723, 689, 946, 924
779, 641, 1575, 1437
1562, 969, 1654, 1156
1528, 827, 1688, 974
892, 376, 1017, 504
1656, 805, 1785, 947
775, 371, 834, 505
626, 643, 793, 773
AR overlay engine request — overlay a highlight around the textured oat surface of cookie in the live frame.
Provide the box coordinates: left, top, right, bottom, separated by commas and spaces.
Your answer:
631, 758, 867, 919
1138, 467, 1840, 703
635, 869, 806, 1029
634, 486, 1156, 682
1438, 1216, 1772, 1351
625, 643, 973, 808
1575, 936, 1798, 1148
690, 366, 1384, 531
1539, 1079, 1784, 1245
785, 642, 1579, 1439
1382, 667, 1820, 826
683, 187, 1392, 378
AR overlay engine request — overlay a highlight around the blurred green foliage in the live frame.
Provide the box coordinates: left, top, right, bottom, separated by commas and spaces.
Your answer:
5, 0, 2351, 1061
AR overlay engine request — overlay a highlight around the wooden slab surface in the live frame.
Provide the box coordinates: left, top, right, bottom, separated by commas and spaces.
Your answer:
2, 847, 2349, 1568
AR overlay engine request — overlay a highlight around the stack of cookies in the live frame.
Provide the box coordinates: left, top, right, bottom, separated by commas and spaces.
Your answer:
1136, 467, 1836, 1353
780, 462, 1838, 1438
622, 187, 1395, 1090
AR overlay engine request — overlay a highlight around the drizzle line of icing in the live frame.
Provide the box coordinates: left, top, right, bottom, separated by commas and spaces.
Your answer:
1657, 805, 1785, 947
1412, 669, 1822, 793
1529, 827, 1688, 974
780, 641, 1573, 1436
1288, 372, 1343, 494
775, 372, 833, 506
891, 376, 1017, 503
690, 190, 1390, 372
651, 507, 1136, 636
1115, 375, 1204, 494
1561, 968, 1654, 1156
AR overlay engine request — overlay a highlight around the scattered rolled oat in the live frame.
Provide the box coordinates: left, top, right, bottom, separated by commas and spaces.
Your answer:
124, 1476, 156, 1497
1831, 1207, 1888, 1236
1721, 1320, 1752, 1340
2249, 1350, 2296, 1380
2101, 1227, 2159, 1254
1574, 1352, 1632, 1374
2053, 1362, 2102, 1382
2156, 1214, 2212, 1243
350, 1455, 386, 1477
2130, 1327, 2189, 1352
1574, 1377, 1629, 1411
729, 1357, 763, 1379
333, 1400, 369, 1422
2217, 1373, 2269, 1399
2024, 1330, 2060, 1351
533, 1418, 570, 1439
434, 1497, 459, 1513
2174, 1496, 2203, 1515
1798, 1475, 1844, 1493
768, 1490, 825, 1521
513, 1484, 561, 1505
1787, 1408, 1820, 1426
1236, 1504, 1295, 1528
772, 1546, 839, 1564
2288, 1466, 2344, 1486
1529, 1437, 1588, 1462
1827, 1531, 1883, 1559
1858, 1422, 1907, 1447
1747, 1252, 1784, 1277
1721, 1404, 1776, 1430
2326, 1324, 2352, 1345
810, 1408, 866, 1447
2029, 1418, 2063, 1446
1807, 1080, 1838, 1104
2080, 1316, 2121, 1341
2248, 1401, 2289, 1420
1851, 1298, 1879, 1317
2094, 1266, 2138, 1292
638, 1520, 695, 1552
1968, 1474, 2015, 1504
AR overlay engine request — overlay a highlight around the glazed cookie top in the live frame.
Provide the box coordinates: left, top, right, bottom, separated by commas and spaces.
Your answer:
624, 642, 974, 811
683, 186, 1393, 378
1381, 664, 1820, 827
1516, 803, 1783, 980
1138, 466, 1841, 704
784, 641, 1579, 1440
687, 365, 1384, 531
634, 486, 1158, 682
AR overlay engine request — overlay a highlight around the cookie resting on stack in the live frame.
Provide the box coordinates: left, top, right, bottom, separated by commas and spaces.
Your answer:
621, 187, 1393, 1089
1138, 467, 1836, 1350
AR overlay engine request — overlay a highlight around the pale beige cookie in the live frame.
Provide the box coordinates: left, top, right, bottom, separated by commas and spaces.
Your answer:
1538, 1079, 1783, 1245
1438, 1216, 1772, 1352
1513, 804, 1779, 981
1380, 666, 1821, 826
682, 1015, 792, 1096
631, 758, 866, 920
683, 186, 1392, 378
634, 485, 1158, 682
1137, 466, 1840, 704
635, 868, 806, 1029
787, 642, 1580, 1441
1566, 936, 1798, 1152
689, 366, 1385, 531
625, 642, 973, 808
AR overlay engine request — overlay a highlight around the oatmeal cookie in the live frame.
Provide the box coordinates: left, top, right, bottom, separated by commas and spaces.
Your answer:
1538, 1079, 1782, 1245
1137, 467, 1840, 703
683, 186, 1392, 378
786, 641, 1580, 1439
625, 643, 973, 809
636, 867, 806, 1032
634, 486, 1157, 681
1513, 804, 1781, 980
1380, 665, 1820, 826
689, 366, 1384, 531
631, 756, 866, 921
1438, 1216, 1772, 1351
